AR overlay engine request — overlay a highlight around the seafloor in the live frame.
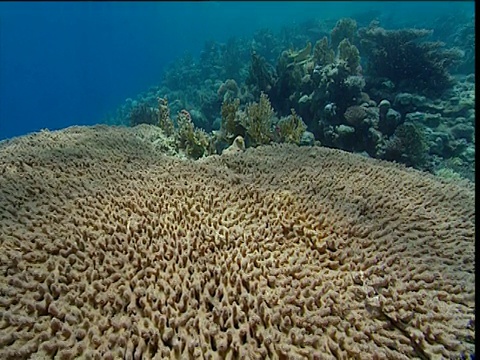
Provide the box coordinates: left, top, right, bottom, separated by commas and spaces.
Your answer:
0, 125, 475, 359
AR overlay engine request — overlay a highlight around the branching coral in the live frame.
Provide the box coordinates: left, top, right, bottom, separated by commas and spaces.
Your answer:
331, 18, 358, 49
217, 79, 239, 103
359, 21, 463, 95
176, 110, 211, 159
275, 108, 307, 144
157, 97, 174, 136
246, 51, 277, 96
337, 39, 360, 74
313, 36, 335, 66
129, 103, 157, 127
220, 98, 242, 139
220, 95, 304, 148
243, 92, 275, 146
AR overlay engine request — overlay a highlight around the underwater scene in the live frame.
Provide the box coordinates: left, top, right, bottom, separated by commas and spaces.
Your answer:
0, 1, 475, 359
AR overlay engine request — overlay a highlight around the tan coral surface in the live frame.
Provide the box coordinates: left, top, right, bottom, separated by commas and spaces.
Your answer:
0, 125, 475, 359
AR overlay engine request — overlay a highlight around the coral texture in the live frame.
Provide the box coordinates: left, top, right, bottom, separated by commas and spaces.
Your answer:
330, 18, 357, 49
0, 126, 475, 359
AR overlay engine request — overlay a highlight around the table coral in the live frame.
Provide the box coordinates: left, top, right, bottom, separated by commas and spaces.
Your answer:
0, 125, 475, 359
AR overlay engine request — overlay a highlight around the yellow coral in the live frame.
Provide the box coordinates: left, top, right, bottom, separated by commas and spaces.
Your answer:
289, 41, 312, 63
337, 39, 360, 74
313, 36, 335, 66
176, 110, 211, 159
157, 97, 174, 136
243, 92, 274, 146
220, 98, 241, 139
276, 108, 307, 144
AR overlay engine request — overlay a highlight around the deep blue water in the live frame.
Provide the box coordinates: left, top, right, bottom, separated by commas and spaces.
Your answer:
0, 1, 474, 140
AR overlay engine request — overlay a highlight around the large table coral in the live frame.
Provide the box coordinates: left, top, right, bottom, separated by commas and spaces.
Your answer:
0, 125, 475, 359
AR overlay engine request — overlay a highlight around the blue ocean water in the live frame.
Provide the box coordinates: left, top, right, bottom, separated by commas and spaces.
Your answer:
0, 1, 474, 140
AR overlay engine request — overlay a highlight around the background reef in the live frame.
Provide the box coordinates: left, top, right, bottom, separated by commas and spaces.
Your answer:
107, 12, 475, 181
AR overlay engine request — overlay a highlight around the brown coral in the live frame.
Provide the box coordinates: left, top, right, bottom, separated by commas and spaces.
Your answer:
242, 92, 274, 146
275, 108, 307, 144
157, 97, 174, 136
344, 105, 368, 127
176, 109, 211, 159
220, 97, 241, 139
313, 36, 335, 66
331, 18, 357, 49
0, 125, 475, 359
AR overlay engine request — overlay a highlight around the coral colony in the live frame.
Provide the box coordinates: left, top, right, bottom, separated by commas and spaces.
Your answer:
0, 128, 475, 358
109, 17, 474, 181
0, 14, 475, 360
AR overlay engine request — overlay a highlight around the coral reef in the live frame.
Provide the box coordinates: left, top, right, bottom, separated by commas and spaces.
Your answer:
220, 94, 308, 149
0, 127, 475, 359
222, 135, 245, 155
343, 105, 367, 128
330, 18, 357, 49
220, 98, 243, 139
157, 97, 174, 136
129, 103, 157, 127
274, 108, 307, 145
176, 109, 212, 159
313, 36, 335, 66
246, 51, 277, 97
359, 21, 464, 96
243, 92, 275, 146
382, 122, 428, 167
337, 39, 360, 74
217, 79, 240, 103
286, 41, 312, 63
104, 13, 475, 181
430, 11, 475, 75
